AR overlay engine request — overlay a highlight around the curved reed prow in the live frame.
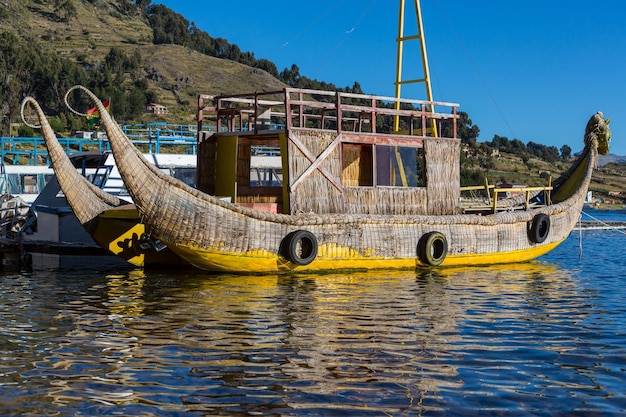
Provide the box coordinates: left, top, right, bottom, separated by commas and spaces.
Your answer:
63, 85, 201, 211
20, 96, 124, 232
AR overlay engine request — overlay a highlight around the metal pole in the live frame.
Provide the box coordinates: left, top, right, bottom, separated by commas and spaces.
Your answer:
414, 0, 438, 136
393, 0, 406, 132
415, 0, 434, 104
394, 0, 438, 136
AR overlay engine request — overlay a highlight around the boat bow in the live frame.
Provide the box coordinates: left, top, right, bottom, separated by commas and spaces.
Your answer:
21, 97, 125, 233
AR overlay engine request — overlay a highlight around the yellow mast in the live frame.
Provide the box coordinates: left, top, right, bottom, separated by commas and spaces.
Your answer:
394, 0, 436, 136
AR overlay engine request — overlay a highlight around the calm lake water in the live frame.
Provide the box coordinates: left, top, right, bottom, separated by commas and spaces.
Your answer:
1, 210, 625, 416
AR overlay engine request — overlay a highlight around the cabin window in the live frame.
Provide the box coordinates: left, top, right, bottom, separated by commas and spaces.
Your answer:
5, 173, 54, 195
375, 146, 425, 187
244, 145, 282, 187
342, 144, 373, 186
342, 144, 425, 187
88, 166, 112, 188
23, 175, 38, 193
7, 174, 20, 195
44, 174, 54, 188
89, 173, 108, 188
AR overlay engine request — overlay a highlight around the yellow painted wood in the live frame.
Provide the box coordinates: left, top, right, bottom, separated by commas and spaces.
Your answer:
279, 132, 289, 213
93, 207, 186, 268
98, 204, 141, 219
552, 152, 589, 203
215, 135, 239, 202
92, 216, 145, 267
167, 239, 565, 274
394, 0, 436, 135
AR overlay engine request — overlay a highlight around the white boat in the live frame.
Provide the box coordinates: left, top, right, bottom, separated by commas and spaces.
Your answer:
0, 163, 55, 205
97, 153, 196, 202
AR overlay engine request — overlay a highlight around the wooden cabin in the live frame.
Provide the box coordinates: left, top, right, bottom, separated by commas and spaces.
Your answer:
196, 88, 460, 216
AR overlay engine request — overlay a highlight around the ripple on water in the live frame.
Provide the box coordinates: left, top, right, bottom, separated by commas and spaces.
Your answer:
0, 238, 625, 416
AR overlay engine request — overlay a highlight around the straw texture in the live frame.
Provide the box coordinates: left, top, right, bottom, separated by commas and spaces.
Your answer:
67, 85, 606, 272
21, 97, 125, 233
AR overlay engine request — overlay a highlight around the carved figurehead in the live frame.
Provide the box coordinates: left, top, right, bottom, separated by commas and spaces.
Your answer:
584, 111, 611, 155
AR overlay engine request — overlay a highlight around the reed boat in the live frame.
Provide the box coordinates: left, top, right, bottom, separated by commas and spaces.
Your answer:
20, 97, 187, 268
66, 85, 610, 274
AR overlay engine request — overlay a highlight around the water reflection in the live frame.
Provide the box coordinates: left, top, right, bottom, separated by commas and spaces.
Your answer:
1, 260, 623, 416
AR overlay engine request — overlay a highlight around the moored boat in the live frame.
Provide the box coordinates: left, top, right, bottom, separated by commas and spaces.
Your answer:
20, 97, 188, 268
0, 163, 55, 205
61, 86, 610, 274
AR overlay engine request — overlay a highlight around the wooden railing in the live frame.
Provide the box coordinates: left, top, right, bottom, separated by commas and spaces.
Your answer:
460, 178, 553, 213
197, 88, 460, 140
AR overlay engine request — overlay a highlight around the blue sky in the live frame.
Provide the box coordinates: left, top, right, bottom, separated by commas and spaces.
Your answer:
153, 0, 626, 156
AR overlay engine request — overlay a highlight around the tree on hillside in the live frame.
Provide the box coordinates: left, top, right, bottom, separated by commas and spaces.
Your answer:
527, 141, 559, 163
0, 32, 44, 131
53, 0, 76, 22
188, 22, 215, 55
280, 64, 301, 87
456, 111, 479, 147
134, 0, 152, 18
148, 4, 191, 46
254, 58, 279, 78
545, 146, 559, 162
560, 144, 572, 160
509, 138, 526, 153
104, 47, 141, 75
135, 0, 151, 10
491, 134, 510, 152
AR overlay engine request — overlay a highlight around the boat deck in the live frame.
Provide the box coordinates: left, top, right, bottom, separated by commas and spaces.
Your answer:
460, 182, 553, 214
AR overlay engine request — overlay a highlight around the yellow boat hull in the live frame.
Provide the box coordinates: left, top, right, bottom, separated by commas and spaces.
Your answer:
170, 238, 565, 274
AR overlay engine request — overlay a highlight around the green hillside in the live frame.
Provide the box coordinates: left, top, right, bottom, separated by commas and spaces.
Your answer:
0, 0, 287, 125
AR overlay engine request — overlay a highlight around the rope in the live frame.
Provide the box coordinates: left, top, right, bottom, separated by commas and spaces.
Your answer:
578, 213, 583, 259
580, 209, 626, 235
576, 207, 626, 259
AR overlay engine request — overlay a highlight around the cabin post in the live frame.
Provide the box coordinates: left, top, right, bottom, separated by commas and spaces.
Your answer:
424, 138, 461, 215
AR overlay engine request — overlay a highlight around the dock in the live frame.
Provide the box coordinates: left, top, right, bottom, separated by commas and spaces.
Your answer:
0, 122, 201, 166
574, 221, 626, 231
0, 236, 113, 270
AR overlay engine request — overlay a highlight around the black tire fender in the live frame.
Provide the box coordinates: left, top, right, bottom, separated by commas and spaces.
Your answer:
281, 230, 318, 266
417, 231, 448, 266
529, 213, 550, 244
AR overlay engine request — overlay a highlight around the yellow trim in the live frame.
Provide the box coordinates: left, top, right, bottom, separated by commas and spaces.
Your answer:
394, 0, 437, 136
169, 238, 565, 274
279, 132, 289, 213
98, 204, 141, 219
393, 147, 408, 186
460, 183, 553, 213
434, 239, 563, 267
552, 153, 589, 203
215, 135, 238, 201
